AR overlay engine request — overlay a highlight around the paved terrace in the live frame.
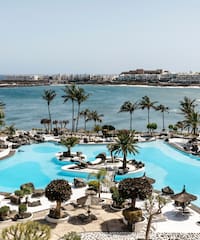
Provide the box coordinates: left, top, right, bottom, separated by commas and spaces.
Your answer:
1, 194, 200, 240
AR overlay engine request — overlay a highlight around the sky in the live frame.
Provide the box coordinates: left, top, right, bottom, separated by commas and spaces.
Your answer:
0, 0, 200, 75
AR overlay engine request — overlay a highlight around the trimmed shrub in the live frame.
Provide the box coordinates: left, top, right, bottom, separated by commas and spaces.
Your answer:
0, 206, 10, 220
110, 186, 125, 209
87, 180, 99, 192
62, 231, 81, 240
18, 204, 27, 214
14, 190, 24, 198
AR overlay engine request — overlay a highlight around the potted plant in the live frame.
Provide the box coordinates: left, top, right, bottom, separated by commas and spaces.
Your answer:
110, 186, 125, 210
13, 203, 32, 221
45, 179, 72, 222
118, 177, 153, 231
0, 206, 10, 221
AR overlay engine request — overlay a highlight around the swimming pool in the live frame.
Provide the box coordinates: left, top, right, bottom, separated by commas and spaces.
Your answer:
1, 140, 200, 206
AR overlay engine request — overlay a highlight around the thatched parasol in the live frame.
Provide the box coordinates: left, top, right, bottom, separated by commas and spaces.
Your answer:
171, 185, 197, 212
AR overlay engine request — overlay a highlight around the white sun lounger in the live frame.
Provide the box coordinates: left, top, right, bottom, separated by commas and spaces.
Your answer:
89, 158, 102, 165
61, 164, 78, 171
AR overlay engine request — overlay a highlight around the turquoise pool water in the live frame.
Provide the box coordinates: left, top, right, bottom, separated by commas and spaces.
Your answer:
1, 140, 200, 206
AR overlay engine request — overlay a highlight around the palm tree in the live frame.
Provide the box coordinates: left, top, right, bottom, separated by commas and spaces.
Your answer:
0, 101, 5, 129
62, 84, 77, 132
75, 86, 90, 132
80, 108, 91, 131
184, 110, 200, 135
60, 136, 79, 156
107, 143, 119, 163
88, 168, 107, 198
62, 120, 69, 129
42, 89, 56, 132
52, 120, 58, 129
140, 96, 157, 125
119, 101, 138, 131
179, 97, 198, 134
179, 96, 196, 116
40, 118, 51, 132
109, 130, 139, 170
89, 110, 104, 129
175, 121, 185, 133
156, 104, 169, 131
5, 124, 16, 136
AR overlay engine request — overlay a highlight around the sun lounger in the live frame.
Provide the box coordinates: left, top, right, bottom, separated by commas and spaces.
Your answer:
88, 158, 102, 165
61, 164, 79, 171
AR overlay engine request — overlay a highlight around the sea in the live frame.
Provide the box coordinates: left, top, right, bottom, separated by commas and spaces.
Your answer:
0, 84, 200, 132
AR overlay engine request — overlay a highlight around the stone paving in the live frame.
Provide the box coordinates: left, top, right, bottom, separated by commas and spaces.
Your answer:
1, 201, 200, 240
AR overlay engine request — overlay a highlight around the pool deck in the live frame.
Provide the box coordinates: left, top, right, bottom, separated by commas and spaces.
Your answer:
0, 191, 200, 240
1, 133, 200, 239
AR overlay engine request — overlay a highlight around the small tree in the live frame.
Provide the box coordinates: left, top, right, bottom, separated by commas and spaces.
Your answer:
119, 178, 152, 231
147, 122, 157, 135
88, 168, 107, 198
1, 221, 51, 240
45, 179, 72, 219
144, 194, 167, 240
118, 177, 153, 210
60, 137, 79, 156
110, 186, 125, 209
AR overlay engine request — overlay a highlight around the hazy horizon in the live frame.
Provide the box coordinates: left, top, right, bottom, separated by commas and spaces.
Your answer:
1, 0, 200, 75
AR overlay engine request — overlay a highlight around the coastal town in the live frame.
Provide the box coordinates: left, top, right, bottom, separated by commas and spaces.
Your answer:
1, 69, 200, 87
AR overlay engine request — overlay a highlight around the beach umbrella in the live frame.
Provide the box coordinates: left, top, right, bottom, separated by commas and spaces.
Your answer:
171, 185, 197, 212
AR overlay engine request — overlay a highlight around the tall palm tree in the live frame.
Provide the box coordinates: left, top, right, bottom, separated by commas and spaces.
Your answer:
42, 89, 56, 132
179, 96, 196, 116
179, 97, 197, 134
62, 84, 77, 132
156, 104, 169, 131
75, 87, 90, 132
109, 130, 139, 170
89, 110, 104, 129
80, 108, 91, 131
184, 110, 200, 135
140, 96, 157, 125
0, 101, 5, 129
119, 101, 138, 131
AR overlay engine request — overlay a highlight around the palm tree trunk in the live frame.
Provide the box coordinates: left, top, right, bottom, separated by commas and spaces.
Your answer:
162, 112, 165, 131
122, 154, 127, 170
84, 117, 87, 131
72, 100, 75, 132
48, 104, 52, 132
130, 112, 133, 131
76, 103, 80, 132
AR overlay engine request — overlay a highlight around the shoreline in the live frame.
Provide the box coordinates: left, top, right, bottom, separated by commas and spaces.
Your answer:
1, 81, 200, 88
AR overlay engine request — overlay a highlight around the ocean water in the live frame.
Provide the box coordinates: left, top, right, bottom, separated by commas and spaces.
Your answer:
1, 85, 200, 131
